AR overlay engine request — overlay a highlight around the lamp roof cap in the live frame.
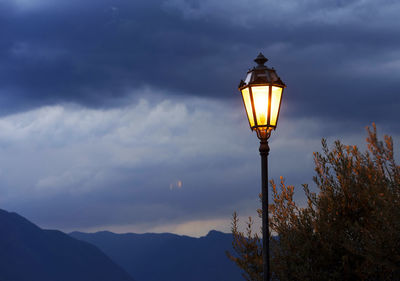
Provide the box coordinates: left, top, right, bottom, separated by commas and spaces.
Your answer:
238, 53, 286, 88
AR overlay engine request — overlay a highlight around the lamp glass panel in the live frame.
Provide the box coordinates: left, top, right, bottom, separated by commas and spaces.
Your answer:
251, 86, 269, 126
241, 87, 255, 127
244, 73, 251, 84
270, 86, 283, 126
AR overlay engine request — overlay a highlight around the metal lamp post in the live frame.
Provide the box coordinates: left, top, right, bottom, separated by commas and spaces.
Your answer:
238, 53, 286, 281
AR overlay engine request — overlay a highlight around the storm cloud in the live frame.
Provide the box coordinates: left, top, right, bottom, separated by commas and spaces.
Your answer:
0, 0, 399, 124
0, 0, 399, 235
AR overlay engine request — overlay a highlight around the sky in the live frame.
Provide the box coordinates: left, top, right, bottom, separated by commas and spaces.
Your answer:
0, 0, 399, 237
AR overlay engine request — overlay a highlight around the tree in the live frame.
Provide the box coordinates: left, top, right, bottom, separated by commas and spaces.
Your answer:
227, 212, 263, 281
227, 124, 400, 280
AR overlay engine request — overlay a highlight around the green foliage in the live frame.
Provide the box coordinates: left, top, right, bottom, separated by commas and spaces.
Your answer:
228, 124, 400, 280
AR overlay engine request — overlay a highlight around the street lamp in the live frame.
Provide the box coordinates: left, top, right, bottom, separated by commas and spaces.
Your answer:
238, 53, 286, 281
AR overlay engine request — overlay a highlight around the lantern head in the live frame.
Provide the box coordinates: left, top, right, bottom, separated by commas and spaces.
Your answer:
239, 53, 286, 139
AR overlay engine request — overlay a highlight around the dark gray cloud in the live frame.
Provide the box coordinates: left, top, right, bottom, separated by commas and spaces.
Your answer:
0, 0, 399, 235
0, 0, 242, 110
0, 0, 399, 129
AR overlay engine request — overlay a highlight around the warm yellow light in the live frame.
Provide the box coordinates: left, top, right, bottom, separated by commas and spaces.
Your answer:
270, 86, 282, 126
241, 87, 255, 127
241, 85, 283, 130
251, 86, 269, 126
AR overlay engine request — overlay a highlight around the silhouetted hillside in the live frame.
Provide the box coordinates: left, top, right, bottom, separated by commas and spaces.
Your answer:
0, 209, 135, 281
71, 229, 242, 281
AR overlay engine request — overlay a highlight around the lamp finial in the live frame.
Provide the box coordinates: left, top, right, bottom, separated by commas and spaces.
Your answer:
254, 53, 268, 67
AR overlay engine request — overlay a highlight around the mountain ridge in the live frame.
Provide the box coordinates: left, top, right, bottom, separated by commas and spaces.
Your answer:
71, 228, 243, 281
0, 208, 135, 281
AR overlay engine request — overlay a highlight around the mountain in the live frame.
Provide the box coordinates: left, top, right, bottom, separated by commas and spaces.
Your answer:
0, 209, 135, 281
71, 229, 243, 281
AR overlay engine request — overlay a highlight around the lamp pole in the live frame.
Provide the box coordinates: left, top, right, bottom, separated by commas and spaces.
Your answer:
238, 53, 286, 281
260, 138, 270, 281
